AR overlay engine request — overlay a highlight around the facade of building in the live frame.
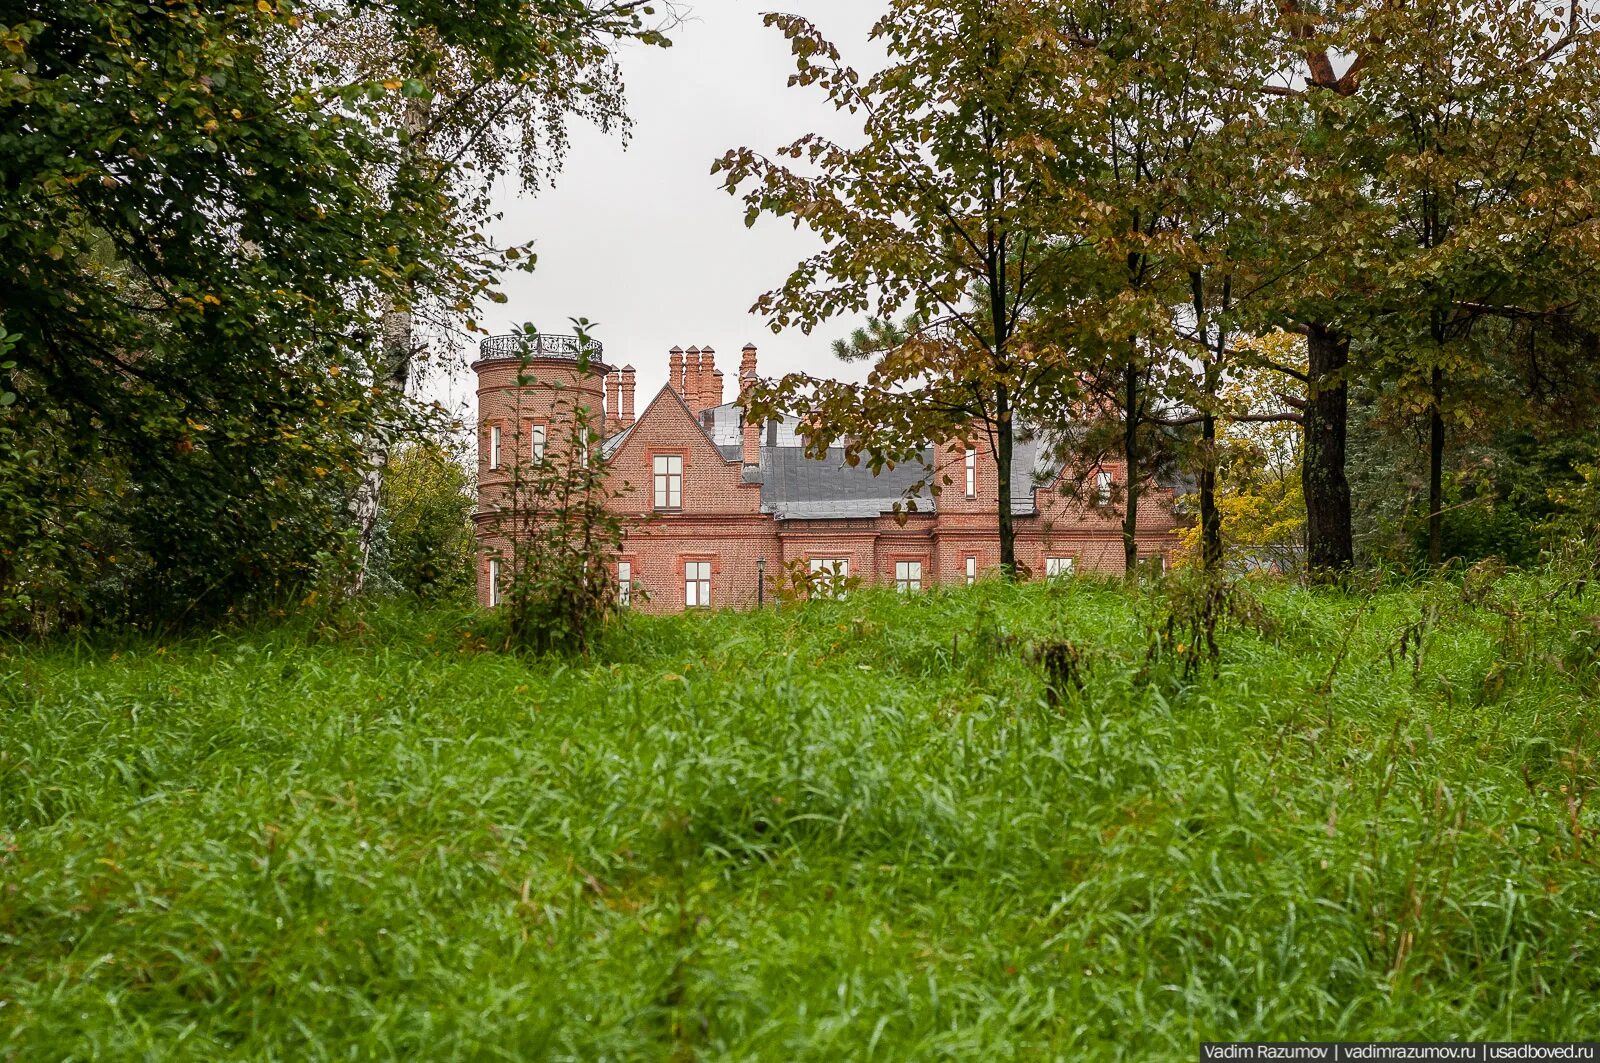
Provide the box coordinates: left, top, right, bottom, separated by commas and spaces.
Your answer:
473, 333, 1183, 612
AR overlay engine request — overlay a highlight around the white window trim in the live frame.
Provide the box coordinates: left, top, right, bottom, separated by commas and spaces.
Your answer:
488, 425, 501, 471
1046, 556, 1074, 579
653, 454, 683, 510
618, 560, 632, 606
808, 558, 849, 597
895, 560, 923, 593
964, 448, 977, 498
685, 560, 711, 608
488, 558, 501, 606
531, 424, 546, 462
965, 556, 977, 586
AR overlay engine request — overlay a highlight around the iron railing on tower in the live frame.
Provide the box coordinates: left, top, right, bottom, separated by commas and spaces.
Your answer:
476, 332, 606, 366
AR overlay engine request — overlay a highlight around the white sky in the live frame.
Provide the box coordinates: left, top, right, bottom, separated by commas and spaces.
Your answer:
423, 0, 890, 419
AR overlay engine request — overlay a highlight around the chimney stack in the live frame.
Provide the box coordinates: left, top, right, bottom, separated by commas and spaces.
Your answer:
619, 365, 636, 429
684, 346, 702, 415
740, 343, 760, 470
605, 371, 621, 431
702, 346, 719, 408
669, 346, 684, 400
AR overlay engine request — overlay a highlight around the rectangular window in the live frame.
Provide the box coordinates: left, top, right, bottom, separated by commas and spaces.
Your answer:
488, 425, 501, 470
531, 424, 546, 462
653, 454, 682, 510
617, 561, 632, 606
1046, 556, 1074, 579
684, 560, 711, 608
488, 558, 501, 606
965, 448, 977, 498
965, 556, 977, 586
1095, 470, 1113, 506
577, 429, 590, 469
1140, 553, 1167, 574
895, 560, 922, 593
808, 558, 849, 597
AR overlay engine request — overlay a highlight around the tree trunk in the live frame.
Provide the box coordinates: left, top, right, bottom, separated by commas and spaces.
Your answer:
1427, 365, 1444, 567
995, 383, 1016, 577
353, 89, 433, 592
1122, 355, 1141, 579
1302, 323, 1353, 578
1194, 271, 1226, 573
1200, 407, 1220, 572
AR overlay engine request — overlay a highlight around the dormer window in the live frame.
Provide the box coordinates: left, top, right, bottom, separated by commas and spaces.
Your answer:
653, 454, 682, 510
964, 448, 977, 498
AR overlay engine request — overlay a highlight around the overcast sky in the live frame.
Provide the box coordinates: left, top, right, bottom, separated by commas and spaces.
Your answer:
424, 0, 891, 418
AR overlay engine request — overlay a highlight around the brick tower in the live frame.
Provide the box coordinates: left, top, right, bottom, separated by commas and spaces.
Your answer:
472, 331, 612, 605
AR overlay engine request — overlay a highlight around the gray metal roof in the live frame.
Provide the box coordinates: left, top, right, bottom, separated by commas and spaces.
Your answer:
760, 446, 938, 520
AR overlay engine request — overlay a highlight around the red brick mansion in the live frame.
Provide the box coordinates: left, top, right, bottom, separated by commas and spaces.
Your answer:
473, 333, 1182, 612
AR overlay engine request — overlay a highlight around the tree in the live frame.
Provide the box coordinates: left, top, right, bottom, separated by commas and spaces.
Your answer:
0, 0, 651, 629
716, 2, 1097, 576
1176, 333, 1307, 572
1247, 0, 1600, 577
1340, 0, 1600, 566
375, 437, 476, 601
0, 1, 468, 627
282, 0, 677, 588
991, 0, 1286, 578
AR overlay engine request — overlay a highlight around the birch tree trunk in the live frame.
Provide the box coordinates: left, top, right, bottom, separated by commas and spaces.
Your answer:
353, 89, 433, 592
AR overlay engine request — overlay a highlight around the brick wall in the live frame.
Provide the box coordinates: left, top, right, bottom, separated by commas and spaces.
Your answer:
475, 355, 1185, 611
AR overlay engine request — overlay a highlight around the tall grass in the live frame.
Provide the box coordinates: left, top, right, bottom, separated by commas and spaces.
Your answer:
3, 573, 1598, 1059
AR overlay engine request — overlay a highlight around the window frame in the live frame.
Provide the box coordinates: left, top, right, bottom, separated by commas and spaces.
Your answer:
530, 423, 546, 462
894, 560, 923, 593
807, 558, 850, 598
617, 560, 632, 606
488, 557, 502, 606
1045, 556, 1075, 579
488, 425, 501, 471
965, 555, 977, 586
653, 453, 683, 511
964, 447, 977, 498
1094, 470, 1113, 506
684, 559, 712, 608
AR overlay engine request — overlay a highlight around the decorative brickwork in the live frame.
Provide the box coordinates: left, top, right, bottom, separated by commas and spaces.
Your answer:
474, 336, 1183, 611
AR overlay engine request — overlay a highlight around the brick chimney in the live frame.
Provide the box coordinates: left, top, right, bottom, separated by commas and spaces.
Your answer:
684, 346, 702, 415
702, 346, 719, 408
740, 343, 760, 470
619, 365, 636, 429
605, 371, 621, 430
669, 346, 684, 400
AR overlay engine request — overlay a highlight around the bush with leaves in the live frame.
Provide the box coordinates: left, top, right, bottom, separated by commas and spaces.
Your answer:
372, 437, 476, 602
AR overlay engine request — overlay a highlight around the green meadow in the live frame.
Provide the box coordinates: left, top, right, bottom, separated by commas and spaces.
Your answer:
4, 575, 1599, 1060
